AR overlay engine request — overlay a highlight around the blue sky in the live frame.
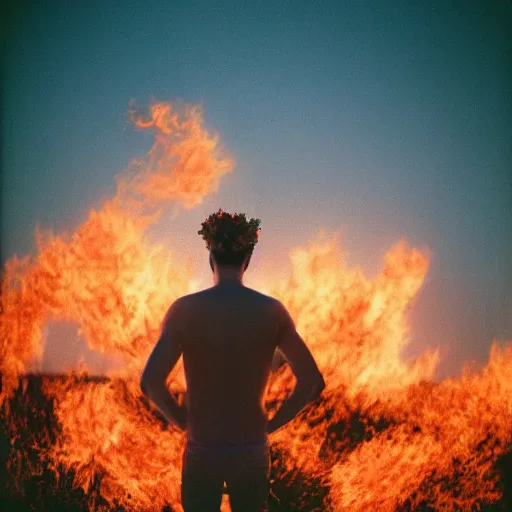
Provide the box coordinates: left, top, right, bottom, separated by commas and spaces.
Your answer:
3, 0, 511, 379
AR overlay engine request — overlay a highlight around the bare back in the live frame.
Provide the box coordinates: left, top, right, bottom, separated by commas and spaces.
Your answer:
178, 284, 281, 445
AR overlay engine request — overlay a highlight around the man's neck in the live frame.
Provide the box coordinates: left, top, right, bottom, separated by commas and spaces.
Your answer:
214, 267, 244, 287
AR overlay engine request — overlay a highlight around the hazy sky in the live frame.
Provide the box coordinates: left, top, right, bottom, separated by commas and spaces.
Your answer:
3, 0, 511, 379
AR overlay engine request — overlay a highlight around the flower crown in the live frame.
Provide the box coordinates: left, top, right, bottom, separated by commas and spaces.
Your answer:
198, 208, 261, 252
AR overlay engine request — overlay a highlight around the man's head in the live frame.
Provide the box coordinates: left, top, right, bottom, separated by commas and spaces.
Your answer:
198, 208, 261, 273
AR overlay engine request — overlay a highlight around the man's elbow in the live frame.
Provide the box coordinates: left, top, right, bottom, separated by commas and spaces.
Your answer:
140, 373, 167, 397
309, 373, 325, 400
139, 375, 152, 397
296, 371, 325, 401
139, 377, 147, 396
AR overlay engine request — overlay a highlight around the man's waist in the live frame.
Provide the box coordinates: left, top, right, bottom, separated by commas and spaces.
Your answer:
186, 433, 269, 452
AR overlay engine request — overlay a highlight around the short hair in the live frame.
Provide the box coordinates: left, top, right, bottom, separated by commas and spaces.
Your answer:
211, 245, 253, 267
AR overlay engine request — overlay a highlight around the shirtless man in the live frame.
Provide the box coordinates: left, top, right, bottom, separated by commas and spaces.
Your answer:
140, 209, 325, 511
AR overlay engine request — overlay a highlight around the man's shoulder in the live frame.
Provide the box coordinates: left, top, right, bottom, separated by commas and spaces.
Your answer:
172, 290, 205, 307
245, 287, 278, 301
171, 288, 226, 308
175, 286, 283, 307
240, 288, 286, 311
176, 287, 280, 306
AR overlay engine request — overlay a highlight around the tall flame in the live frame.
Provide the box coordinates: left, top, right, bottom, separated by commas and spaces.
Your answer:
121, 102, 234, 211
0, 101, 234, 399
1, 101, 511, 512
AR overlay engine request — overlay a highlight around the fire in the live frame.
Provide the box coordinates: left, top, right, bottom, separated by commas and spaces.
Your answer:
1, 101, 511, 511
329, 344, 512, 511
122, 101, 234, 210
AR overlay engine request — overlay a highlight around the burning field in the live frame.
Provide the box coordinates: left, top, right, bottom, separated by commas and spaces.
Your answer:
1, 101, 511, 511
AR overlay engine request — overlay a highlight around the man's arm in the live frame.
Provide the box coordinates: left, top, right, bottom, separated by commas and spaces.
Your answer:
140, 299, 187, 431
271, 347, 287, 371
267, 301, 325, 435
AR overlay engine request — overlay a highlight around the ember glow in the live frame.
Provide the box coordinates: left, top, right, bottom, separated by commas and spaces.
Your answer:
1, 101, 511, 511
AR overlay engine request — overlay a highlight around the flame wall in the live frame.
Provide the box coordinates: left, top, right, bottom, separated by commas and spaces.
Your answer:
1, 101, 511, 512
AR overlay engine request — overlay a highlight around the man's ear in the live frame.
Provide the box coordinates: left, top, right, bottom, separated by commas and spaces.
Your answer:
209, 252, 214, 272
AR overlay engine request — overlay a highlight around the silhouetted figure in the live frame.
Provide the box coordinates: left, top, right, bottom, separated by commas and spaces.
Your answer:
140, 209, 325, 511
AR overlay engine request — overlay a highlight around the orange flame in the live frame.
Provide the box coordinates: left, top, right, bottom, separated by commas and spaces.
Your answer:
329, 343, 512, 511
120, 102, 234, 210
1, 101, 511, 511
